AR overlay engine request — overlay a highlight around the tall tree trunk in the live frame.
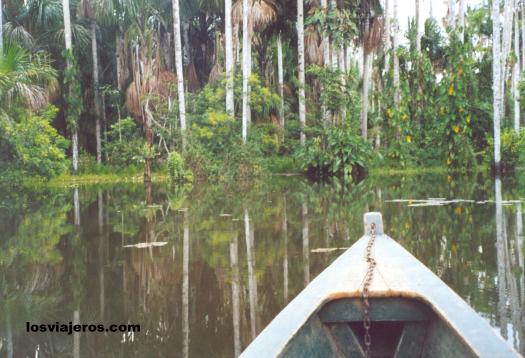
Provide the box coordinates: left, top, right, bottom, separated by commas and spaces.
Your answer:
339, 44, 346, 121
91, 21, 102, 164
242, 0, 251, 143
297, 0, 306, 145
448, 0, 455, 29
384, 0, 390, 70
522, 2, 525, 72
493, 0, 502, 169
277, 34, 285, 129
393, 0, 400, 106
225, 0, 234, 117
172, 0, 187, 149
321, 0, 331, 123
415, 0, 421, 52
0, 0, 3, 55
501, 0, 514, 119
361, 51, 370, 138
62, 0, 78, 173
458, 0, 465, 41
513, 6, 520, 132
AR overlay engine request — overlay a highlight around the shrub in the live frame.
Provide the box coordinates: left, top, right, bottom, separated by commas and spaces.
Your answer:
487, 129, 525, 171
295, 126, 373, 182
167, 151, 193, 183
0, 106, 69, 179
104, 117, 145, 167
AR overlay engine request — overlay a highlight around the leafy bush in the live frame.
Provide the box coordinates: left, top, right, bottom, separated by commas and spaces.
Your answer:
0, 106, 69, 179
295, 126, 373, 181
487, 129, 525, 171
104, 117, 145, 168
167, 151, 193, 183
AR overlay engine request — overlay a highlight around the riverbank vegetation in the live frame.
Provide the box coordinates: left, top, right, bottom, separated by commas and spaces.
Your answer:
1, 0, 524, 185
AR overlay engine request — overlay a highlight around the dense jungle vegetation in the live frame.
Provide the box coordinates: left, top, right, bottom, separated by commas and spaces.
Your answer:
0, 0, 524, 184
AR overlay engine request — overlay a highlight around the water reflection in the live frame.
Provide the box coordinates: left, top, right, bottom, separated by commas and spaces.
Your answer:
0, 174, 524, 356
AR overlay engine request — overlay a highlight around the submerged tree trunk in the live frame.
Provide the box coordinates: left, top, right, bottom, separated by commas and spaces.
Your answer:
230, 233, 241, 357
493, 0, 502, 169
277, 34, 285, 129
62, 0, 78, 173
297, 0, 306, 145
182, 210, 190, 358
91, 21, 102, 164
242, 0, 251, 143
172, 0, 187, 149
225, 0, 234, 117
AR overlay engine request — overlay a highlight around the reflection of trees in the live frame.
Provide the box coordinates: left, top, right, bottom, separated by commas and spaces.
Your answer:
2, 173, 523, 356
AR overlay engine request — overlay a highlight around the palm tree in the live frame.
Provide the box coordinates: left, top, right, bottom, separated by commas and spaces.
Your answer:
492, 0, 502, 170
225, 0, 234, 117
359, 1, 383, 139
242, 0, 251, 143
0, 43, 57, 115
62, 0, 79, 173
172, 0, 187, 149
393, 0, 399, 106
277, 33, 285, 129
298, 0, 306, 145
513, 3, 520, 132
415, 0, 420, 52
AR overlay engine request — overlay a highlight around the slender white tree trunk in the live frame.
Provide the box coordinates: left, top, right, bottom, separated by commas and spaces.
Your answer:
501, 0, 514, 119
415, 0, 421, 52
384, 0, 391, 70
62, 0, 78, 173
330, 0, 338, 69
172, 0, 187, 148
458, 0, 465, 41
513, 7, 520, 132
302, 202, 309, 285
225, 0, 235, 117
393, 0, 400, 106
361, 51, 370, 138
522, 2, 525, 72
297, 0, 306, 145
277, 34, 285, 128
321, 0, 330, 123
0, 0, 3, 55
242, 0, 251, 143
448, 0, 455, 29
91, 21, 102, 164
493, 0, 502, 168
339, 44, 346, 121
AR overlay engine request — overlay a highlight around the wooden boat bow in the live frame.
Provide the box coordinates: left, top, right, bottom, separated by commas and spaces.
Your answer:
241, 212, 519, 358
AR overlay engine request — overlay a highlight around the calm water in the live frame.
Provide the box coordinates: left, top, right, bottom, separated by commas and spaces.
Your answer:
0, 173, 524, 357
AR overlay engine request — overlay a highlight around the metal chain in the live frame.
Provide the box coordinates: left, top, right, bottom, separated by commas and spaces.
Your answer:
362, 222, 377, 358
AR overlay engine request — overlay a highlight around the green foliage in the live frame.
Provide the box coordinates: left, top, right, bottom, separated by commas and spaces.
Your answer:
0, 106, 69, 179
295, 125, 373, 182
104, 117, 145, 168
487, 129, 525, 171
167, 151, 193, 183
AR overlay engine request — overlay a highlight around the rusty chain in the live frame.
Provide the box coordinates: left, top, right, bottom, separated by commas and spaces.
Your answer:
362, 222, 377, 358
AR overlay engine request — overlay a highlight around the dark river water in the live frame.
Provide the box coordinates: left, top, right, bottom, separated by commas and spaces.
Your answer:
0, 172, 524, 357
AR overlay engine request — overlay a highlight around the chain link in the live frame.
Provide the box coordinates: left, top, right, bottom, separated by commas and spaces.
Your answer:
362, 222, 377, 358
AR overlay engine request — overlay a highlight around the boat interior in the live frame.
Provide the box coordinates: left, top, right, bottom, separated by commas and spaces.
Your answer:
280, 297, 478, 358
